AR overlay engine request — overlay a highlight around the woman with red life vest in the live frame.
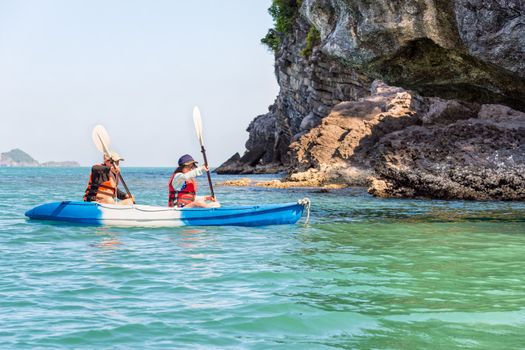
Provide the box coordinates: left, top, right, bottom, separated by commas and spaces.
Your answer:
84, 152, 135, 205
168, 154, 217, 208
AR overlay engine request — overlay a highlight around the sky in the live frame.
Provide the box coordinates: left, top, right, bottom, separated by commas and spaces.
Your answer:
0, 0, 278, 166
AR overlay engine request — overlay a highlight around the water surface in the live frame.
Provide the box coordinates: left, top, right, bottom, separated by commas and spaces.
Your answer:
1, 167, 524, 349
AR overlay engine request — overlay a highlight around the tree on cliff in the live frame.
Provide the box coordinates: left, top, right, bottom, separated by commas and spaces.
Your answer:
261, 0, 302, 53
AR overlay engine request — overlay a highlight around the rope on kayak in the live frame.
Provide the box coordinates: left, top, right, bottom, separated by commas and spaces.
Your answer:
298, 197, 311, 225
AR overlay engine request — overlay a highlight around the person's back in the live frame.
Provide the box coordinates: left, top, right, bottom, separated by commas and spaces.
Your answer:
84, 152, 134, 205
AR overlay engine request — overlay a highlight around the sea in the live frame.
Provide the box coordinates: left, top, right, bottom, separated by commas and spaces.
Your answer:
1, 167, 525, 349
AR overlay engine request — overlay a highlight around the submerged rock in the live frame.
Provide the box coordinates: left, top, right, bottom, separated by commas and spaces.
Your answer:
215, 178, 252, 187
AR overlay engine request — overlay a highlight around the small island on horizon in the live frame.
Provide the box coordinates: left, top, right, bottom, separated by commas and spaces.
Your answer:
0, 148, 80, 167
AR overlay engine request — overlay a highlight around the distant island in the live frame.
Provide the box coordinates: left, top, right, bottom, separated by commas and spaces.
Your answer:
0, 148, 80, 167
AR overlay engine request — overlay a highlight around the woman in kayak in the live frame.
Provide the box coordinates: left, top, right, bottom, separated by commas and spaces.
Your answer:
84, 152, 135, 205
168, 154, 217, 208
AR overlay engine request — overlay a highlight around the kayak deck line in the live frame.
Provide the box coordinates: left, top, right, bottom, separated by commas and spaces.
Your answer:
25, 198, 311, 227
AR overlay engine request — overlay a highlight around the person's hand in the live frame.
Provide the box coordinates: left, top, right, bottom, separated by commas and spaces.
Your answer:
202, 165, 209, 172
205, 196, 215, 201
111, 163, 120, 173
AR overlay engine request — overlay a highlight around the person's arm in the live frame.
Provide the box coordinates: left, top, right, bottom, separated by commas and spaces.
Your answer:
182, 166, 204, 180
170, 167, 205, 191
116, 188, 128, 200
112, 167, 132, 201
171, 172, 190, 191
187, 166, 215, 201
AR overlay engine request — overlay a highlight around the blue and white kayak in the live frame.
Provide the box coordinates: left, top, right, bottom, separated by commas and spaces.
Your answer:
25, 199, 310, 227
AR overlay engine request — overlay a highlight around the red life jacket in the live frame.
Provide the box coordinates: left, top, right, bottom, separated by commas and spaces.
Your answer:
84, 164, 118, 202
168, 172, 197, 207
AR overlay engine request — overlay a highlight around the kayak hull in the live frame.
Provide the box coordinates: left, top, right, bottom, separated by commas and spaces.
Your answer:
25, 201, 306, 227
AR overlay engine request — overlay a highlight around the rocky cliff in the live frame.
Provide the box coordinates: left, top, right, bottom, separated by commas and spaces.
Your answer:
217, 0, 525, 200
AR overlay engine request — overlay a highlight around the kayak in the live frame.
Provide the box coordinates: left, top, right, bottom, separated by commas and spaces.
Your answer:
25, 199, 310, 227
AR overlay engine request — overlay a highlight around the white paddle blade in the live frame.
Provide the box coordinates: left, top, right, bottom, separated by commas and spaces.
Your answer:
193, 106, 204, 146
92, 124, 111, 155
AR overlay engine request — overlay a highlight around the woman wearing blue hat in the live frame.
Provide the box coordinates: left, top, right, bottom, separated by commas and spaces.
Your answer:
168, 154, 217, 208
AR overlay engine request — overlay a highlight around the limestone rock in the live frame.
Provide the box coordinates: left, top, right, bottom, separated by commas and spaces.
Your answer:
218, 1, 525, 201
215, 178, 252, 187
455, 0, 525, 77
421, 98, 480, 125
302, 0, 463, 63
478, 104, 525, 122
290, 81, 420, 173
368, 104, 525, 200
214, 153, 243, 174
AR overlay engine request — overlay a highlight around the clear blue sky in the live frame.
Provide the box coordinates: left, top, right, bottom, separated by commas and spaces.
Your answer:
0, 0, 278, 166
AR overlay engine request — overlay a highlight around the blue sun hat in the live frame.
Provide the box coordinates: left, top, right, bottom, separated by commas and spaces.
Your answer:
178, 154, 198, 166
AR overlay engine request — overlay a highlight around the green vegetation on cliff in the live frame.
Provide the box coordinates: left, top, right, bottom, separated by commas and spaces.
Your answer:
261, 0, 302, 53
300, 26, 320, 58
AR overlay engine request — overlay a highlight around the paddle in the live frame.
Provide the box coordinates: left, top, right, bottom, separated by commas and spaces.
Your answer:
91, 125, 135, 203
192, 106, 216, 199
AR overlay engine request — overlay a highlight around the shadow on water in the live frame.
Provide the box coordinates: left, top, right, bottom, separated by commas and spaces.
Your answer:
345, 208, 525, 224
302, 187, 525, 225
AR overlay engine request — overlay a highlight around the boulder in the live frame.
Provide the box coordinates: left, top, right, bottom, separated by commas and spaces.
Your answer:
368, 104, 525, 200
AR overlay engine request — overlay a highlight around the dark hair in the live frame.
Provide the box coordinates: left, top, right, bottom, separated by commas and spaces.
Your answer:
174, 166, 183, 174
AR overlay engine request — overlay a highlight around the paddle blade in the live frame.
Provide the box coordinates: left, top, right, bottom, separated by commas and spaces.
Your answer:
92, 124, 111, 155
193, 106, 204, 146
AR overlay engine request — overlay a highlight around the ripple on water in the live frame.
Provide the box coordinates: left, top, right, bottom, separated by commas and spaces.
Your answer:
1, 168, 525, 349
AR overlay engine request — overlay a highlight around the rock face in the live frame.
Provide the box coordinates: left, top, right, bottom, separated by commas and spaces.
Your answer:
276, 81, 420, 187
217, 0, 525, 200
290, 81, 421, 172
301, 0, 524, 108
216, 11, 373, 173
369, 103, 525, 200
455, 0, 525, 77
287, 81, 525, 200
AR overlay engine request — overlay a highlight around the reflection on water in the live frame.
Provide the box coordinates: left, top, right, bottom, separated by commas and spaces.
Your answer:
93, 239, 121, 249
91, 228, 122, 249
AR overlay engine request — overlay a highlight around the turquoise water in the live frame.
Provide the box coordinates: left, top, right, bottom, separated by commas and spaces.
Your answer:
1, 167, 525, 349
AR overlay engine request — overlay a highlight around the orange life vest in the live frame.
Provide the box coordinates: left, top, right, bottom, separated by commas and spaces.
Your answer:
84, 165, 118, 202
168, 172, 197, 208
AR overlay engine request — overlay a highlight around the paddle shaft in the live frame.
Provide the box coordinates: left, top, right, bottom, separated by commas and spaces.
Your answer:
200, 145, 215, 198
117, 172, 133, 202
